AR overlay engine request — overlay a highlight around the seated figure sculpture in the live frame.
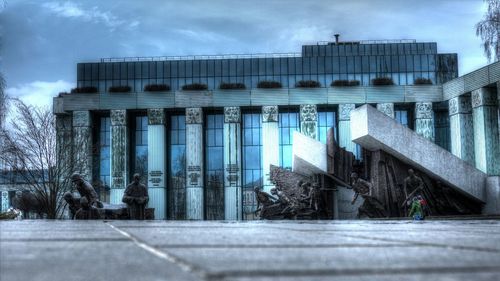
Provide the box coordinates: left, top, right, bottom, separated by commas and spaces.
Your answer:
122, 173, 149, 220
75, 197, 101, 220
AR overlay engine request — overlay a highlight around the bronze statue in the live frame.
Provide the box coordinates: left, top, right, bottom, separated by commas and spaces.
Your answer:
63, 192, 81, 219
402, 169, 425, 209
75, 197, 101, 220
350, 172, 387, 218
122, 173, 149, 220
71, 173, 103, 208
254, 187, 277, 218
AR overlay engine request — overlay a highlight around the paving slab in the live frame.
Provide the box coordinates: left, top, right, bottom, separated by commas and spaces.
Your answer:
1, 220, 500, 281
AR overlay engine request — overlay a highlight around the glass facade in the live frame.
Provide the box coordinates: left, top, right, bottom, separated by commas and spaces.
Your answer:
395, 110, 409, 127
98, 116, 111, 202
205, 114, 224, 220
77, 42, 458, 91
242, 113, 262, 220
317, 110, 337, 144
132, 116, 148, 184
168, 115, 186, 219
434, 108, 451, 151
279, 112, 300, 170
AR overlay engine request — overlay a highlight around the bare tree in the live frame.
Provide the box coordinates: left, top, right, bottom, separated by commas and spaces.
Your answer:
0, 99, 85, 219
0, 72, 6, 129
476, 0, 500, 62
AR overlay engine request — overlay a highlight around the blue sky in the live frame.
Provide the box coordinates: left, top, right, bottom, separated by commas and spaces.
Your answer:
0, 0, 490, 107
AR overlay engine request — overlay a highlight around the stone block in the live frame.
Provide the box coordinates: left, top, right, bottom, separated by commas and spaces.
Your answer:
350, 104, 487, 202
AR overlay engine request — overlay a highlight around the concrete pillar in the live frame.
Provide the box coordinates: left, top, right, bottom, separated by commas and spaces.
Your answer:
185, 108, 204, 220
484, 176, 500, 215
72, 111, 92, 180
448, 95, 475, 165
414, 102, 435, 141
147, 109, 167, 220
56, 115, 73, 179
472, 88, 500, 175
262, 106, 279, 193
300, 104, 318, 139
376, 103, 395, 119
223, 107, 242, 220
338, 104, 357, 154
110, 110, 128, 204
1, 191, 8, 211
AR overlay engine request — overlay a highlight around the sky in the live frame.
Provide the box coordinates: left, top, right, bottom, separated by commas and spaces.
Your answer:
0, 0, 491, 108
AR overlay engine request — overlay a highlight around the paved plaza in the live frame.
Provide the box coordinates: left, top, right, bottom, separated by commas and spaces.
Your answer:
1, 219, 500, 281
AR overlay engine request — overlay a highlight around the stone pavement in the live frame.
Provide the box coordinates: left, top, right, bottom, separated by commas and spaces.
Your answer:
1, 220, 500, 281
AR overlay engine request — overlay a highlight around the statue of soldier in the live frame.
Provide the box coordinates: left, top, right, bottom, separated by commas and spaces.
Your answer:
402, 169, 425, 211
71, 173, 103, 208
254, 187, 276, 219
63, 192, 81, 219
75, 197, 101, 220
122, 173, 149, 220
350, 172, 387, 218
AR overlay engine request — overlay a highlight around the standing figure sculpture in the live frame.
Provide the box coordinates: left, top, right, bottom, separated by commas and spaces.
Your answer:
75, 197, 101, 220
71, 173, 103, 208
402, 169, 426, 214
350, 172, 387, 218
122, 174, 149, 220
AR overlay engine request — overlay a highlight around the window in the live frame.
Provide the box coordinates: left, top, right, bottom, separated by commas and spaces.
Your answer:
279, 112, 299, 169
242, 113, 262, 220
317, 111, 337, 144
169, 115, 186, 219
98, 117, 111, 203
434, 110, 451, 151
205, 114, 224, 219
132, 116, 148, 185
395, 110, 409, 127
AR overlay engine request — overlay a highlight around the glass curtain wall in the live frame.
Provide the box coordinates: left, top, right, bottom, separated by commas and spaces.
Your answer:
132, 116, 148, 185
317, 110, 337, 144
95, 116, 111, 203
205, 114, 224, 220
242, 112, 262, 220
279, 111, 300, 170
168, 115, 186, 219
434, 110, 451, 151
395, 110, 409, 127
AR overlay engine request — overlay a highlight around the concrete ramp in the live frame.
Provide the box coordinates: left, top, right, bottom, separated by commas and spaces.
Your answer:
350, 104, 486, 202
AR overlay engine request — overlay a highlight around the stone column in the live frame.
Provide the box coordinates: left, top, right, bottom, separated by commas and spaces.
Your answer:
376, 103, 395, 119
185, 108, 204, 220
300, 104, 318, 139
110, 110, 128, 204
262, 106, 279, 193
56, 115, 73, 178
147, 109, 167, 219
72, 111, 92, 180
472, 88, 500, 175
1, 191, 8, 212
338, 104, 357, 154
448, 96, 474, 165
414, 102, 435, 141
223, 107, 242, 220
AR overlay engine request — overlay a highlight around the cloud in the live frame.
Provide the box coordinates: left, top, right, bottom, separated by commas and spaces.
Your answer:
42, 1, 139, 31
6, 80, 74, 109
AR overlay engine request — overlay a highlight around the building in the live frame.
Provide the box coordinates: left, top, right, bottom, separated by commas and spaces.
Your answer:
53, 38, 500, 220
